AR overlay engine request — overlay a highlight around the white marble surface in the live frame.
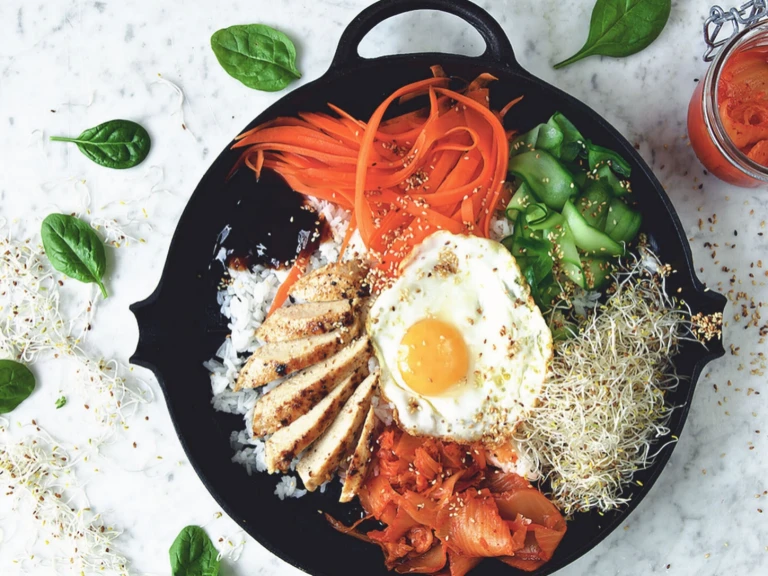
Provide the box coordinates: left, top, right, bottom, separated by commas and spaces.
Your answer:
0, 0, 766, 574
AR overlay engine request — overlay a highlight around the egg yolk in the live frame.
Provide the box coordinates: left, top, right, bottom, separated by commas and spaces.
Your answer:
398, 318, 469, 395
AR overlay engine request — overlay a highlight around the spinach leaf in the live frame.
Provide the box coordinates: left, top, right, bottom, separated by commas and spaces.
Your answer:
169, 525, 220, 576
211, 24, 301, 92
554, 0, 671, 69
0, 360, 35, 414
55, 396, 67, 409
41, 214, 108, 298
50, 120, 151, 169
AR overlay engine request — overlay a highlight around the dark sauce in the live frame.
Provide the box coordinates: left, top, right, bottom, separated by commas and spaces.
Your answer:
215, 168, 323, 271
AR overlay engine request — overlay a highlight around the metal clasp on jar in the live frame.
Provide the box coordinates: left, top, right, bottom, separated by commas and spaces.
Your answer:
704, 0, 768, 61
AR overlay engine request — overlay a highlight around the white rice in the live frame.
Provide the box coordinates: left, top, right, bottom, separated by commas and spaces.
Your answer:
489, 214, 514, 242
371, 394, 394, 427
206, 197, 518, 498
206, 199, 351, 498
274, 475, 308, 500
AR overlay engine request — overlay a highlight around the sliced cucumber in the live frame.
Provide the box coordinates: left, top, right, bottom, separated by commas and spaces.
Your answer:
549, 113, 586, 162
577, 180, 611, 231
582, 257, 614, 290
562, 200, 624, 256
604, 198, 642, 244
510, 122, 564, 157
587, 142, 632, 177
508, 150, 578, 211
546, 220, 585, 288
505, 182, 536, 219
594, 165, 630, 197
526, 207, 564, 231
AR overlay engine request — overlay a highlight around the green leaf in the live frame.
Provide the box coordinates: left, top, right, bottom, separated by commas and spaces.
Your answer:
41, 214, 108, 298
55, 396, 67, 409
211, 24, 301, 92
170, 525, 220, 576
50, 120, 151, 169
0, 360, 35, 414
554, 0, 672, 69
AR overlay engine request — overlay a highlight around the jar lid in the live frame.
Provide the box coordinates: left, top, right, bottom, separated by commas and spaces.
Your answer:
704, 0, 768, 61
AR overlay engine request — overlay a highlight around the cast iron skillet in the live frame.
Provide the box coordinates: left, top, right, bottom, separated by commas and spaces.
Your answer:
130, 1, 726, 574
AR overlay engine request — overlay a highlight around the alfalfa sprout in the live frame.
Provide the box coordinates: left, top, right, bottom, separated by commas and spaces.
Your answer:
515, 247, 700, 515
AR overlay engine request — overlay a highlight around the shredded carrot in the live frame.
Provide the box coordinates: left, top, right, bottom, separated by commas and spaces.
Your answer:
498, 95, 524, 120
267, 254, 307, 316
338, 213, 357, 260
234, 66, 521, 289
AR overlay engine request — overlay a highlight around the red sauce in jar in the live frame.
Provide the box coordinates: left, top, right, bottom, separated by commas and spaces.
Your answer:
718, 46, 768, 164
688, 38, 768, 187
688, 81, 754, 186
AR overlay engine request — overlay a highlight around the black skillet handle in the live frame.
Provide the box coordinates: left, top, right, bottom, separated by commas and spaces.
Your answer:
330, 0, 520, 71
129, 293, 163, 373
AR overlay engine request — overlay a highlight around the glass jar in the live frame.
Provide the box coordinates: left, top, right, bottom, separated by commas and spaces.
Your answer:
688, 22, 768, 187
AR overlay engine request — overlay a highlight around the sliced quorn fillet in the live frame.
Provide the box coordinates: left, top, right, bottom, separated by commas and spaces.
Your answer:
251, 336, 371, 436
255, 299, 355, 343
265, 369, 363, 474
297, 371, 379, 491
339, 405, 377, 503
235, 323, 360, 391
289, 260, 369, 302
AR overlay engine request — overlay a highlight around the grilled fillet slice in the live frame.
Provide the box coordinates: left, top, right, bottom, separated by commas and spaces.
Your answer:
339, 405, 377, 503
255, 299, 355, 343
297, 371, 379, 491
265, 370, 362, 474
289, 260, 369, 302
235, 323, 360, 391
251, 336, 371, 436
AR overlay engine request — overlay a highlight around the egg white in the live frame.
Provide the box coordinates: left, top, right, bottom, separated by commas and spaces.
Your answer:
366, 231, 553, 445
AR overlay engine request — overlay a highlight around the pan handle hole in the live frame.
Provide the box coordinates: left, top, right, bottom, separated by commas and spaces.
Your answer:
357, 11, 485, 59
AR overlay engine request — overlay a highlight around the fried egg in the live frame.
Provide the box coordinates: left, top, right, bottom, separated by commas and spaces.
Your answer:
366, 231, 552, 445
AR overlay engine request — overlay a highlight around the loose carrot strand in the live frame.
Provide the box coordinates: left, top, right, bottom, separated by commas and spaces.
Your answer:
499, 95, 525, 120
339, 214, 357, 261
267, 255, 307, 316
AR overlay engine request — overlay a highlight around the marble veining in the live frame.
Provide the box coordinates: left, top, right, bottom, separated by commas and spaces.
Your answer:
0, 0, 766, 575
